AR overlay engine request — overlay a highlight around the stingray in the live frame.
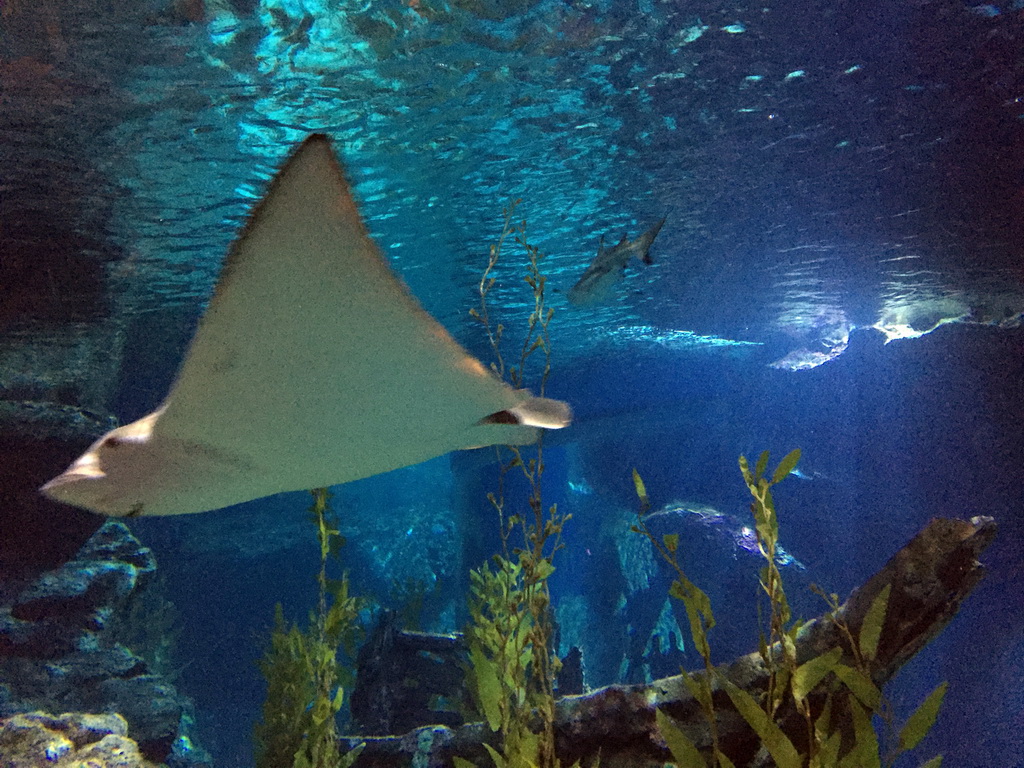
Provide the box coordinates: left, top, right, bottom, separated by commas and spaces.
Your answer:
41, 134, 571, 517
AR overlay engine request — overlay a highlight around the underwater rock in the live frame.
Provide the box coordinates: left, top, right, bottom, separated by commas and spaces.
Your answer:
97, 676, 184, 755
0, 326, 124, 582
0, 711, 158, 768
0, 521, 206, 766
556, 646, 585, 697
346, 516, 996, 768
352, 613, 590, 736
2, 521, 155, 658
0, 401, 113, 583
13, 561, 140, 625
352, 611, 468, 735
77, 520, 159, 571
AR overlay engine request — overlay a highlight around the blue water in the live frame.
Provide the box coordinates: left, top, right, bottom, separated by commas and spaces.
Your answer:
3, 0, 1024, 765
128, 325, 1024, 767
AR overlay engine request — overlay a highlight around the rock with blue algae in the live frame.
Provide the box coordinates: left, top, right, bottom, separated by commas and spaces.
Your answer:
0, 521, 208, 767
2, 521, 155, 657
0, 711, 156, 768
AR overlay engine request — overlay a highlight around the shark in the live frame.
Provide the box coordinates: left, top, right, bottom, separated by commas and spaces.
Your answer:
40, 134, 571, 517
567, 217, 666, 306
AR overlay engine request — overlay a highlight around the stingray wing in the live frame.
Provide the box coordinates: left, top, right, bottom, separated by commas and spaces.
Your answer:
155, 135, 541, 496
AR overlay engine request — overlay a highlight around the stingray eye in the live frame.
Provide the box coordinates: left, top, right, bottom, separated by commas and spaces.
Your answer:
104, 435, 130, 449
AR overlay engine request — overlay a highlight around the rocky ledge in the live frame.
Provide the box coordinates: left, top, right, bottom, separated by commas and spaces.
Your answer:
0, 710, 157, 768
0, 521, 209, 767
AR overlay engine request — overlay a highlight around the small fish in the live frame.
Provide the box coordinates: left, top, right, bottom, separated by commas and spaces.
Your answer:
567, 218, 666, 306
568, 479, 593, 496
790, 467, 829, 482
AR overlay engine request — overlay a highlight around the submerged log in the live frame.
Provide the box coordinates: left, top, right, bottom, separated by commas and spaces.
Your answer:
345, 516, 996, 768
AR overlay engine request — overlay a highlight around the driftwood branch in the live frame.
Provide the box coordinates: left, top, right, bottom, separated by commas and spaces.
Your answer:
346, 516, 995, 768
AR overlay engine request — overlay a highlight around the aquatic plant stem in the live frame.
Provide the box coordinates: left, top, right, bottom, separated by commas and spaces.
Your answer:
255, 489, 365, 768
311, 488, 336, 728
631, 470, 725, 763
467, 199, 567, 768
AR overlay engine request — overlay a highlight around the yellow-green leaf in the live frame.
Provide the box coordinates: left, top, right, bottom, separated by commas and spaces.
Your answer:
817, 730, 842, 768
838, 698, 881, 768
470, 645, 503, 733
739, 455, 753, 486
669, 580, 687, 603
721, 679, 801, 768
533, 559, 555, 580
454, 757, 477, 768
484, 743, 508, 768
781, 632, 797, 665
917, 756, 943, 768
521, 731, 541, 768
342, 742, 365, 768
772, 665, 791, 711
310, 695, 331, 725
771, 449, 801, 484
899, 682, 947, 752
813, 687, 834, 736
663, 533, 679, 553
632, 469, 649, 508
792, 647, 842, 703
833, 663, 882, 710
754, 450, 769, 482
655, 709, 706, 768
859, 584, 890, 662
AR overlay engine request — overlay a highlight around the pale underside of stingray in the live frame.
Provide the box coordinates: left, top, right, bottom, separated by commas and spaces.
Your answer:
41, 135, 571, 517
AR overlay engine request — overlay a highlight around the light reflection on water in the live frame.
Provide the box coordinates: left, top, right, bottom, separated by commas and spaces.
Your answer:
4, 0, 1021, 371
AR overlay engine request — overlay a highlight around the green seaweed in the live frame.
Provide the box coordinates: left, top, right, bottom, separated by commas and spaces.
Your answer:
632, 469, 724, 764
466, 554, 553, 768
463, 200, 569, 768
254, 489, 366, 768
634, 451, 946, 768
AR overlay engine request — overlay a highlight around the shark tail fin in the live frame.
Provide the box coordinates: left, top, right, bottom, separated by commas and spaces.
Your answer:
637, 217, 666, 265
